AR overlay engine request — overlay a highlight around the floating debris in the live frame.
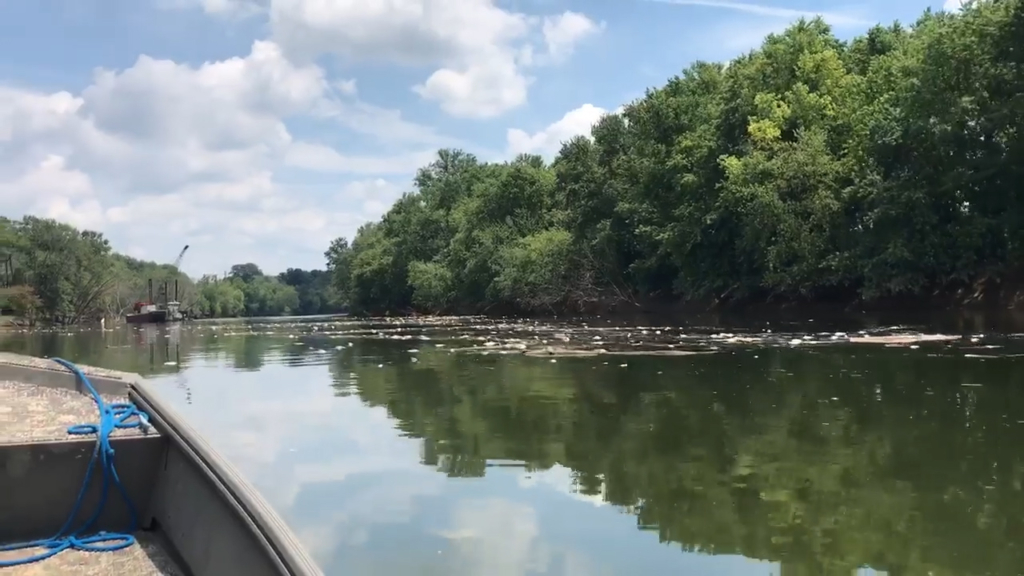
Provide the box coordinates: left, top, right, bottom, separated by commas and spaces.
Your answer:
848, 334, 959, 346
522, 347, 717, 358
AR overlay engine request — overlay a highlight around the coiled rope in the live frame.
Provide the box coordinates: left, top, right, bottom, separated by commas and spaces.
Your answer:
0, 357, 151, 567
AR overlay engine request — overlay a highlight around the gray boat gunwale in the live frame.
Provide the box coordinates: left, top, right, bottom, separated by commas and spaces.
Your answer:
128, 378, 321, 576
0, 354, 323, 576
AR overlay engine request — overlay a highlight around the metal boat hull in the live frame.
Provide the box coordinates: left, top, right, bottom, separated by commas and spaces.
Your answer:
125, 310, 169, 324
0, 354, 322, 576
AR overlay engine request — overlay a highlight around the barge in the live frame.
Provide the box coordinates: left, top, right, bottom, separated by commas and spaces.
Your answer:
126, 279, 185, 324
0, 352, 321, 576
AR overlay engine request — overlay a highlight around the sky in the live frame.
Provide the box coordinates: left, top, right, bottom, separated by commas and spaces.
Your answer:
0, 0, 955, 278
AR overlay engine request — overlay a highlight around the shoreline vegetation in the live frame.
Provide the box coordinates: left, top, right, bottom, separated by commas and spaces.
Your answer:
324, 4, 1024, 318
4, 2, 1024, 328
0, 217, 342, 327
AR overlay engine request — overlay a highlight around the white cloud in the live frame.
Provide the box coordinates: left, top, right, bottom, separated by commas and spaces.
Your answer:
518, 465, 608, 508
542, 12, 604, 64
943, 0, 966, 11
158, 0, 267, 17
334, 78, 358, 96
164, 0, 602, 118
1, 1, 604, 274
642, 0, 870, 28
339, 178, 407, 219
506, 103, 611, 158
438, 499, 548, 576
75, 40, 324, 191
0, 155, 105, 231
0, 41, 330, 197
702, 20, 797, 55
270, 0, 531, 65
413, 50, 533, 118
285, 142, 436, 175
270, 0, 532, 118
154, 364, 447, 564
0, 40, 441, 275
270, 0, 600, 118
318, 97, 459, 148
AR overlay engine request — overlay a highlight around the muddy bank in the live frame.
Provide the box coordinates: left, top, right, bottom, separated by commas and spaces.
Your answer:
361, 280, 1024, 335
527, 292, 1024, 335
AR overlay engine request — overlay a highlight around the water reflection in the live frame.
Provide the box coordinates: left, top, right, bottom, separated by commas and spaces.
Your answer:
2, 317, 1023, 575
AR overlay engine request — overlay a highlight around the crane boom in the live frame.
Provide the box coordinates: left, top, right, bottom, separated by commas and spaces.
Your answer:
172, 245, 189, 270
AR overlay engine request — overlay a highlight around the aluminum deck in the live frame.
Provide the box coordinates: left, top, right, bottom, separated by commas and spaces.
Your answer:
0, 532, 182, 575
0, 370, 181, 574
0, 353, 323, 576
0, 380, 145, 444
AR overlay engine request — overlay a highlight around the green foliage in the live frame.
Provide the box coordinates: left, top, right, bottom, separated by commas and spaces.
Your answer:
0, 215, 341, 324
407, 261, 454, 312
326, 3, 1024, 314
107, 253, 198, 316
240, 276, 299, 317
230, 263, 264, 283
0, 285, 42, 325
192, 270, 344, 319
0, 216, 203, 324
192, 265, 343, 319
194, 276, 246, 318
277, 268, 341, 316
493, 228, 591, 311
2, 217, 118, 324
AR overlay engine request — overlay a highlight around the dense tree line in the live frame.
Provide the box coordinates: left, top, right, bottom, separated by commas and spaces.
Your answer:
0, 217, 341, 325
0, 216, 195, 325
192, 263, 342, 318
326, 2, 1024, 315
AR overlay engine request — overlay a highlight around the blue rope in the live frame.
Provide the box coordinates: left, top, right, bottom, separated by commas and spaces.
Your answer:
0, 357, 151, 567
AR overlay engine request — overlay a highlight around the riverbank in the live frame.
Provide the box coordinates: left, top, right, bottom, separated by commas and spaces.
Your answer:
367, 279, 1024, 335
582, 280, 1024, 320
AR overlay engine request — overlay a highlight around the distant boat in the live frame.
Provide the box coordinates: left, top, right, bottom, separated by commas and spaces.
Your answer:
125, 301, 182, 324
126, 279, 185, 324
125, 304, 167, 324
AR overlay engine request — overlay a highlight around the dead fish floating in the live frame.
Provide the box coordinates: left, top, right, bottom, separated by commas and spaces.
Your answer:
847, 334, 960, 346
448, 345, 717, 358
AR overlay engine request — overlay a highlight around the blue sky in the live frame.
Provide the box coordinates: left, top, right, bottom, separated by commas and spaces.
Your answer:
0, 0, 948, 277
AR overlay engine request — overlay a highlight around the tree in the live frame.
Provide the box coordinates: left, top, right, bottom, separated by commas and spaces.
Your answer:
194, 277, 245, 318
277, 268, 341, 315
11, 217, 116, 324
230, 263, 264, 284
324, 3, 1024, 315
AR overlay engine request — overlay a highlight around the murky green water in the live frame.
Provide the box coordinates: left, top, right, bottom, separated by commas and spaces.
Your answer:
3, 316, 1024, 576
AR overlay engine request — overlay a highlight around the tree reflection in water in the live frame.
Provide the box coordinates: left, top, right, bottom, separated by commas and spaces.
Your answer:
333, 340, 1024, 576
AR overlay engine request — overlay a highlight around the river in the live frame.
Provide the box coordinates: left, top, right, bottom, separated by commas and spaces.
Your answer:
2, 315, 1024, 576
